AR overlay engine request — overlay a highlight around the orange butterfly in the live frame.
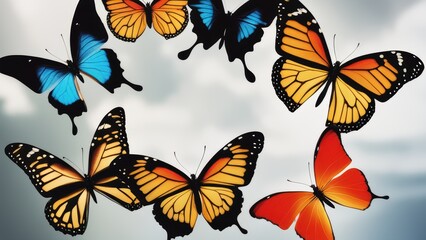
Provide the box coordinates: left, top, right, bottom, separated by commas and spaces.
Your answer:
272, 0, 424, 132
102, 0, 189, 41
250, 127, 389, 240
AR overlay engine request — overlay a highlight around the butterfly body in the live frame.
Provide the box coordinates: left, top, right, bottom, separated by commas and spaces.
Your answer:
0, 0, 142, 135
250, 127, 388, 240
179, 0, 277, 82
5, 107, 142, 235
273, 0, 424, 132
112, 131, 264, 239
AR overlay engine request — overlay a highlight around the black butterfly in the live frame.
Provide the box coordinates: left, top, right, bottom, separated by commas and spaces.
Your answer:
178, 0, 277, 82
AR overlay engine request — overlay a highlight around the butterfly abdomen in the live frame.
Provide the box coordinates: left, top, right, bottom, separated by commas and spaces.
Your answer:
190, 174, 203, 213
315, 61, 341, 107
66, 60, 84, 82
84, 174, 98, 203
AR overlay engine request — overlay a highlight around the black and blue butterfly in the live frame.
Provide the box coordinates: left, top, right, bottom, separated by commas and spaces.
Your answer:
178, 0, 277, 82
0, 0, 142, 135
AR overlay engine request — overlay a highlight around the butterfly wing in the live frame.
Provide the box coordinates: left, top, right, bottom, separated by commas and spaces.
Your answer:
250, 191, 333, 240
88, 107, 142, 211
102, 0, 148, 42
71, 0, 142, 92
315, 127, 389, 209
0, 56, 87, 134
329, 51, 424, 132
110, 154, 196, 239
198, 131, 264, 232
151, 0, 189, 39
177, 0, 227, 59
224, 0, 276, 82
272, 0, 332, 112
4, 143, 90, 235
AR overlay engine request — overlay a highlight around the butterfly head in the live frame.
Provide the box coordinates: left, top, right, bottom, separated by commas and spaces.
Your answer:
66, 60, 84, 82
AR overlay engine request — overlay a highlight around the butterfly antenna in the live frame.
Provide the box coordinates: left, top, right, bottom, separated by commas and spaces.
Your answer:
173, 152, 191, 175
81, 147, 86, 174
307, 162, 314, 186
287, 179, 310, 188
333, 34, 338, 62
342, 42, 361, 63
60, 34, 71, 60
44, 48, 66, 64
62, 156, 83, 174
194, 145, 207, 175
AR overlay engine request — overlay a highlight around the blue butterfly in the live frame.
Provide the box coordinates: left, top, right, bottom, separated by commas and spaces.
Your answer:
178, 0, 277, 82
0, 0, 142, 135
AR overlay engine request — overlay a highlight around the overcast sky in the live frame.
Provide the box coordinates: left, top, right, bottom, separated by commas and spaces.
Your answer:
0, 0, 425, 239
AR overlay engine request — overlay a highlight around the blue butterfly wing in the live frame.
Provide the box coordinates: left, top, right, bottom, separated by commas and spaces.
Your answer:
178, 0, 226, 60
224, 0, 276, 82
70, 0, 142, 92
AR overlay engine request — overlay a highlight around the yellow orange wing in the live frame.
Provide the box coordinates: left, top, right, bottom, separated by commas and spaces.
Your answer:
89, 107, 142, 210
5, 143, 90, 235
151, 0, 189, 39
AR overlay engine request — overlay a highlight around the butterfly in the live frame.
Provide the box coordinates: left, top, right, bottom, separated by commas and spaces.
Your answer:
4, 107, 142, 235
250, 126, 389, 240
178, 0, 277, 82
101, 0, 189, 41
110, 131, 264, 239
0, 0, 142, 135
272, 0, 424, 132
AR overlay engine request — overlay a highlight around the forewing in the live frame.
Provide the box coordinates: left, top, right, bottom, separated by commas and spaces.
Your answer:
152, 0, 189, 39
89, 107, 141, 210
199, 131, 264, 187
314, 127, 351, 189
4, 143, 84, 197
339, 51, 423, 102
102, 0, 148, 42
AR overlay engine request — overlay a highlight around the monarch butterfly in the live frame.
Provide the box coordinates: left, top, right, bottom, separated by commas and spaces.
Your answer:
178, 0, 277, 82
4, 107, 142, 235
110, 131, 264, 239
101, 0, 189, 41
0, 0, 142, 135
272, 0, 424, 132
250, 126, 389, 240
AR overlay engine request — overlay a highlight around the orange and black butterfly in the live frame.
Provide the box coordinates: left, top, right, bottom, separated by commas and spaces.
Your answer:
272, 0, 424, 132
4, 107, 141, 235
111, 131, 264, 239
101, 0, 189, 41
250, 127, 389, 240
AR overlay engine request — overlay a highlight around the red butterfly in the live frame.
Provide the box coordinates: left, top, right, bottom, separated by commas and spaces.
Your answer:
250, 127, 389, 240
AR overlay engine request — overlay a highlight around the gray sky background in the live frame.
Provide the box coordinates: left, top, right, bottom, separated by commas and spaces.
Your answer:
0, 0, 425, 239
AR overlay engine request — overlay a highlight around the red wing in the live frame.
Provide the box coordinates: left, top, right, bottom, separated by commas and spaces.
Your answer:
323, 168, 380, 210
340, 51, 424, 102
295, 197, 334, 240
314, 127, 351, 188
250, 191, 314, 231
